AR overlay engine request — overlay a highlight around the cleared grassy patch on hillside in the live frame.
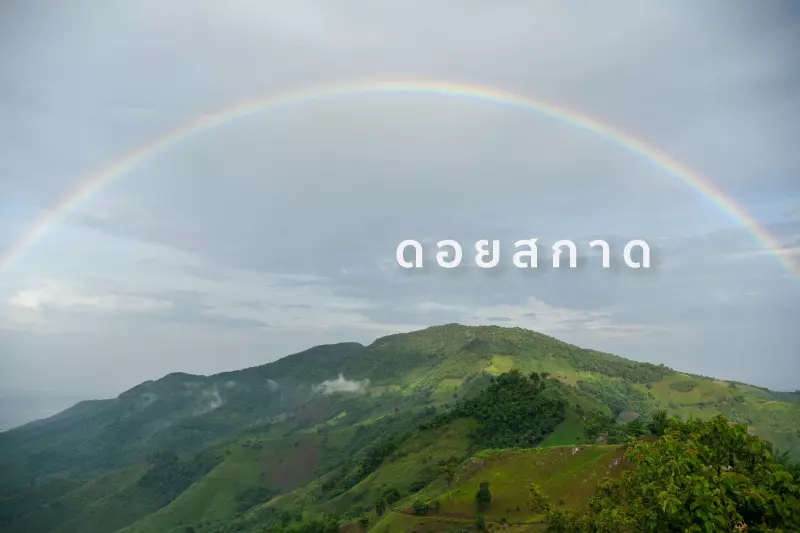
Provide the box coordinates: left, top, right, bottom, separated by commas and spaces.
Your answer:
644, 375, 732, 406
371, 445, 626, 532
484, 355, 515, 376
537, 411, 584, 447
437, 446, 624, 521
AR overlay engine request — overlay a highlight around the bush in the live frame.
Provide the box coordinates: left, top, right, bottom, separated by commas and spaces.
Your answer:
475, 482, 492, 513
411, 499, 429, 516
668, 380, 696, 392
408, 480, 427, 493
383, 487, 401, 505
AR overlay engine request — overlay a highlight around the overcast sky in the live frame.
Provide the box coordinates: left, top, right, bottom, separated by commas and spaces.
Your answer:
1, 0, 799, 429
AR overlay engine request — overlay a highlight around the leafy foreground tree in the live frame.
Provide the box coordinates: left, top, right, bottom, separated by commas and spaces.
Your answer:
541, 415, 800, 532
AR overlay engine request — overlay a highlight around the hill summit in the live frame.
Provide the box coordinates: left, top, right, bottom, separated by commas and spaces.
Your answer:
1, 324, 798, 533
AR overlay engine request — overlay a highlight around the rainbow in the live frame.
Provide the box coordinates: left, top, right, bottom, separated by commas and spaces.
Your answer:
1, 79, 796, 278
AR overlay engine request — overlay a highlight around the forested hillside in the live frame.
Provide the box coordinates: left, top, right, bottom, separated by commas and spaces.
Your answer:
1, 324, 798, 533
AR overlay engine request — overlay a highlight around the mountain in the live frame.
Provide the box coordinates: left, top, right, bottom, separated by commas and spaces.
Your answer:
1, 324, 798, 533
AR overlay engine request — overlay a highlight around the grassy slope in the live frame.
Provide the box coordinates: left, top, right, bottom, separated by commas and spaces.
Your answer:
49, 476, 172, 533
119, 432, 324, 533
537, 411, 584, 447
3, 464, 149, 533
370, 444, 628, 533
321, 419, 476, 516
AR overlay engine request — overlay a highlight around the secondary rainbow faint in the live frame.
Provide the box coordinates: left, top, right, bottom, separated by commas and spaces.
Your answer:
0, 79, 796, 279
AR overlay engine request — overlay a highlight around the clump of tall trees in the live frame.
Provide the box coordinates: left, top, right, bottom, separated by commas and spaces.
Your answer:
423, 370, 566, 448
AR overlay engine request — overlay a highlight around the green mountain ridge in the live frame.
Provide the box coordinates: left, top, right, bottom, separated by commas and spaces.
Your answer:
1, 324, 798, 533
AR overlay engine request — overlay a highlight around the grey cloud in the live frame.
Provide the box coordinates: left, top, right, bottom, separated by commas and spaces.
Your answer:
1, 0, 799, 427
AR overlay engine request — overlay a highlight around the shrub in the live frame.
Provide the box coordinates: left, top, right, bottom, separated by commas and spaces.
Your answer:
411, 499, 429, 516
668, 380, 696, 392
475, 482, 492, 513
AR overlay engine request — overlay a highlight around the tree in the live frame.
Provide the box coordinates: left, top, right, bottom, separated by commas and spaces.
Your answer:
528, 483, 550, 514
583, 410, 615, 441
374, 499, 386, 517
775, 449, 800, 477
411, 499, 429, 516
646, 409, 669, 436
545, 415, 800, 532
625, 418, 645, 438
475, 482, 492, 513
441, 458, 459, 501
358, 516, 369, 531
383, 487, 401, 505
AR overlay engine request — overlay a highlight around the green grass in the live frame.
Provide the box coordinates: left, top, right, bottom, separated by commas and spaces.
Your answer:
320, 419, 476, 515
435, 446, 624, 521
485, 355, 516, 376
119, 433, 323, 533
538, 411, 584, 447
370, 510, 488, 533
371, 444, 626, 533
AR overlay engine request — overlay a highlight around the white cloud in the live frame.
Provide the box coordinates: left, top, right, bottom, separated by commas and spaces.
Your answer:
315, 374, 369, 395
8, 279, 172, 313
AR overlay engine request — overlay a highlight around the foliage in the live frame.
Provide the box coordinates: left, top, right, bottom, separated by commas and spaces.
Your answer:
382, 487, 401, 505
557, 348, 672, 383
775, 449, 800, 477
544, 415, 800, 532
625, 419, 646, 438
234, 485, 280, 512
136, 449, 221, 504
646, 410, 669, 436
440, 458, 458, 489
668, 380, 697, 392
411, 499, 429, 516
528, 483, 549, 514
408, 479, 427, 493
260, 515, 340, 533
374, 498, 386, 516
426, 370, 566, 448
577, 379, 652, 417
475, 481, 492, 513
